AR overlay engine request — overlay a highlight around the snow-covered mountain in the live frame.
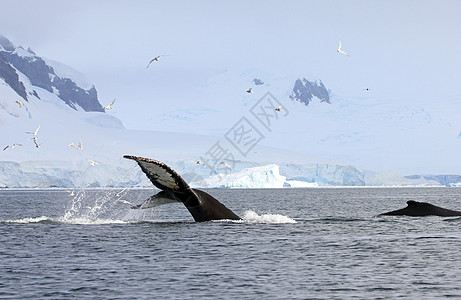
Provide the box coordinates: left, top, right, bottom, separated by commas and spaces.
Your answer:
0, 34, 103, 112
1, 34, 460, 188
135, 66, 461, 176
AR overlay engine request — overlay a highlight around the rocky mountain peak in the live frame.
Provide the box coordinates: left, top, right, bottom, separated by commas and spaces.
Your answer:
0, 34, 15, 52
290, 78, 330, 106
0, 34, 104, 112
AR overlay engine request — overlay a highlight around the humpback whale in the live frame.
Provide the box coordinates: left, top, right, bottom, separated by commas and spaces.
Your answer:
380, 200, 461, 217
124, 155, 241, 222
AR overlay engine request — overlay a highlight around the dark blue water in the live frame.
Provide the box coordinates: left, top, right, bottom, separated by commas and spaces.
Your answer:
1, 188, 461, 299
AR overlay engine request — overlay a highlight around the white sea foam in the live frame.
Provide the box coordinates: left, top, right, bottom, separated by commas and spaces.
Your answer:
1, 215, 130, 225
240, 210, 297, 224
2, 216, 51, 223
56, 217, 129, 225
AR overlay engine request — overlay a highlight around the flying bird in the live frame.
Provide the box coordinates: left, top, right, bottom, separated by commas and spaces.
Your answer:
275, 105, 283, 112
25, 124, 40, 136
29, 136, 41, 148
3, 143, 22, 151
191, 160, 204, 165
337, 40, 350, 56
363, 88, 371, 91
16, 100, 24, 108
69, 138, 83, 151
247, 88, 253, 94
88, 159, 99, 166
220, 161, 232, 171
102, 98, 116, 110
146, 55, 167, 68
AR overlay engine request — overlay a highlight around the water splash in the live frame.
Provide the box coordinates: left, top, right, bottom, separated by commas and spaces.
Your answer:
2, 190, 297, 225
59, 188, 135, 224
239, 210, 297, 224
2, 188, 134, 225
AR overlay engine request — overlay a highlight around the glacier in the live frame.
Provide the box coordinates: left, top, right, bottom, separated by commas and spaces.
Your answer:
0, 158, 445, 189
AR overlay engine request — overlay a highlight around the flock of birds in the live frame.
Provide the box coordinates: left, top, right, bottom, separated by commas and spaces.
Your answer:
2, 55, 172, 171
246, 87, 283, 113
4, 41, 368, 172
191, 159, 232, 171
4, 95, 118, 157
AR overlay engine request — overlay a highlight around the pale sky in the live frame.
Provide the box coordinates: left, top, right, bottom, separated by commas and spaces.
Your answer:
1, 0, 461, 174
2, 1, 460, 122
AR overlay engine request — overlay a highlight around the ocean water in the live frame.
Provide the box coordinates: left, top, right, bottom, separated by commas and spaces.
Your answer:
1, 187, 461, 299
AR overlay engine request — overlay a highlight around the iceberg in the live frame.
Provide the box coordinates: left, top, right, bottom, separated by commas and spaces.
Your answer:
191, 164, 286, 188
284, 180, 318, 188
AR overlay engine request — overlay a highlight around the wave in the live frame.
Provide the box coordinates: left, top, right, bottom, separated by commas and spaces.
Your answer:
57, 217, 130, 225
1, 215, 131, 225
2, 210, 297, 225
1, 216, 52, 224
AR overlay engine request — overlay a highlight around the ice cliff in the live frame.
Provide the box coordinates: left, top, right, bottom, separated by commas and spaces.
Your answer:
191, 164, 287, 188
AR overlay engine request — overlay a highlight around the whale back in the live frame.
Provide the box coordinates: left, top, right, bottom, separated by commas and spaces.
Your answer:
380, 200, 461, 217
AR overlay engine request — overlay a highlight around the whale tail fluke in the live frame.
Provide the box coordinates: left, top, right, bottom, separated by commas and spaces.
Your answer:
131, 191, 180, 209
124, 155, 190, 193
124, 155, 241, 222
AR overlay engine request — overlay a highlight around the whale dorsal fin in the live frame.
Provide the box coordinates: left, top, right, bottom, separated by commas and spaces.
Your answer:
124, 155, 190, 193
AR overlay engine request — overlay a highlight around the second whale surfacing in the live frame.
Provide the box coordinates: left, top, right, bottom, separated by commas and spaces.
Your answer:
380, 200, 461, 217
124, 155, 240, 222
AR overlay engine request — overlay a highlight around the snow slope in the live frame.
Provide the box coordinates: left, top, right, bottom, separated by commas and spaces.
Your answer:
133, 67, 461, 175
1, 66, 458, 188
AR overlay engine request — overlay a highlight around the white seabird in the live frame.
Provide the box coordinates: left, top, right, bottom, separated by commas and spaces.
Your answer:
191, 160, 204, 165
3, 143, 23, 151
16, 100, 24, 108
102, 98, 116, 110
275, 105, 283, 112
25, 124, 40, 136
146, 55, 166, 68
337, 40, 350, 56
220, 161, 232, 171
69, 138, 83, 151
247, 88, 253, 94
88, 159, 99, 166
29, 136, 41, 148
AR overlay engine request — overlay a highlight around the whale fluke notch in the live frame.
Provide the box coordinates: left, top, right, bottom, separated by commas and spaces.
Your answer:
124, 155, 241, 222
380, 200, 461, 217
